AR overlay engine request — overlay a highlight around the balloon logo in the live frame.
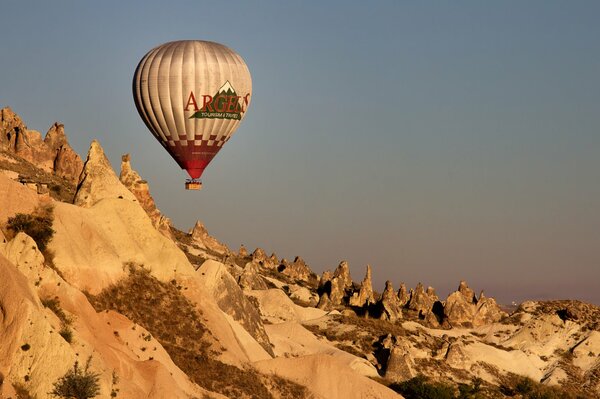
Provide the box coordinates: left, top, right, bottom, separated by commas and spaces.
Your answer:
133, 40, 252, 190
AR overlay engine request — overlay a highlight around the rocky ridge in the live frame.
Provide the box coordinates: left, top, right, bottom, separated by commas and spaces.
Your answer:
0, 108, 598, 398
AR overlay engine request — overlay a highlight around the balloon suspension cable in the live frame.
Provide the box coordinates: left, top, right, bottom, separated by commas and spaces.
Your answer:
185, 179, 202, 191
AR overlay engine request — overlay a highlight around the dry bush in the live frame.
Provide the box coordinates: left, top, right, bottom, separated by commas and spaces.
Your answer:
87, 264, 308, 399
6, 204, 55, 251
42, 297, 74, 343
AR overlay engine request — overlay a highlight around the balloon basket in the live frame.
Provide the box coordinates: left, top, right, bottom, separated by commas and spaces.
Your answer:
185, 180, 202, 190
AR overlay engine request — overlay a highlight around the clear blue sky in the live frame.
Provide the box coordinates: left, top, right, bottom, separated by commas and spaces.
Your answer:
1, 1, 599, 304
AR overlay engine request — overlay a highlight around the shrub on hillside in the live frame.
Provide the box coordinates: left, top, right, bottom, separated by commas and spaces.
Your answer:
51, 357, 100, 399
42, 297, 74, 343
7, 205, 55, 251
390, 375, 455, 399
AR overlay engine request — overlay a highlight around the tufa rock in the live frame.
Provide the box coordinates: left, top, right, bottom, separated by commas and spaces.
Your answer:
349, 265, 376, 308
384, 340, 416, 383
406, 282, 436, 317
333, 260, 353, 290
268, 252, 279, 265
238, 262, 268, 290
0, 108, 82, 182
197, 260, 274, 357
251, 247, 268, 265
473, 291, 506, 326
317, 269, 346, 310
379, 281, 403, 322
445, 340, 470, 369
120, 154, 173, 239
398, 283, 410, 307
458, 280, 476, 302
190, 220, 229, 256
444, 281, 506, 327
74, 140, 137, 207
279, 256, 313, 283
238, 244, 248, 257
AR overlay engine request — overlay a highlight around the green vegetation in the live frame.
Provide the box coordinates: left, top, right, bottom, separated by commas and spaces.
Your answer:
499, 374, 588, 399
390, 375, 456, 399
51, 357, 100, 399
6, 205, 55, 251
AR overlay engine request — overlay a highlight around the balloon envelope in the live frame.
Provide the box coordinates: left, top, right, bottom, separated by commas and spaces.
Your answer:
133, 40, 252, 179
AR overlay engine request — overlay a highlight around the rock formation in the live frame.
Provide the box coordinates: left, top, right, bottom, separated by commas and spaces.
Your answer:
379, 281, 403, 322
0, 108, 82, 182
385, 340, 417, 383
349, 265, 376, 307
44, 123, 83, 183
317, 261, 354, 310
398, 283, 410, 306
444, 281, 505, 327
333, 260, 353, 290
120, 154, 173, 239
279, 256, 313, 283
238, 262, 269, 290
190, 220, 229, 256
74, 140, 137, 207
251, 247, 268, 265
268, 252, 278, 265
406, 282, 436, 317
238, 244, 248, 257
196, 260, 274, 356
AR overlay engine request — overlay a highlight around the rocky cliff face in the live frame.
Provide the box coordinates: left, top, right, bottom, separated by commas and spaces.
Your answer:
119, 153, 173, 239
0, 107, 82, 183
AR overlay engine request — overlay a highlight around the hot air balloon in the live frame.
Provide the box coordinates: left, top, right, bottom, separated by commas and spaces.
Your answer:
132, 40, 252, 190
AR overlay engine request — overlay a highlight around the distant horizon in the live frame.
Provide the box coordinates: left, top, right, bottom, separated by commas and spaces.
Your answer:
1, 1, 599, 306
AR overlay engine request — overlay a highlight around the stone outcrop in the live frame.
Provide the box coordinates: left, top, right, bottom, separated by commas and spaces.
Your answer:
384, 339, 416, 383
279, 256, 313, 283
251, 247, 268, 265
379, 281, 403, 322
268, 252, 278, 265
190, 221, 229, 256
317, 261, 354, 310
0, 108, 83, 182
74, 140, 137, 207
445, 340, 469, 368
398, 283, 410, 306
472, 291, 506, 326
197, 260, 274, 356
238, 244, 248, 257
238, 262, 268, 290
44, 123, 83, 183
349, 265, 376, 307
120, 154, 173, 239
406, 282, 436, 317
333, 260, 353, 290
444, 281, 505, 327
